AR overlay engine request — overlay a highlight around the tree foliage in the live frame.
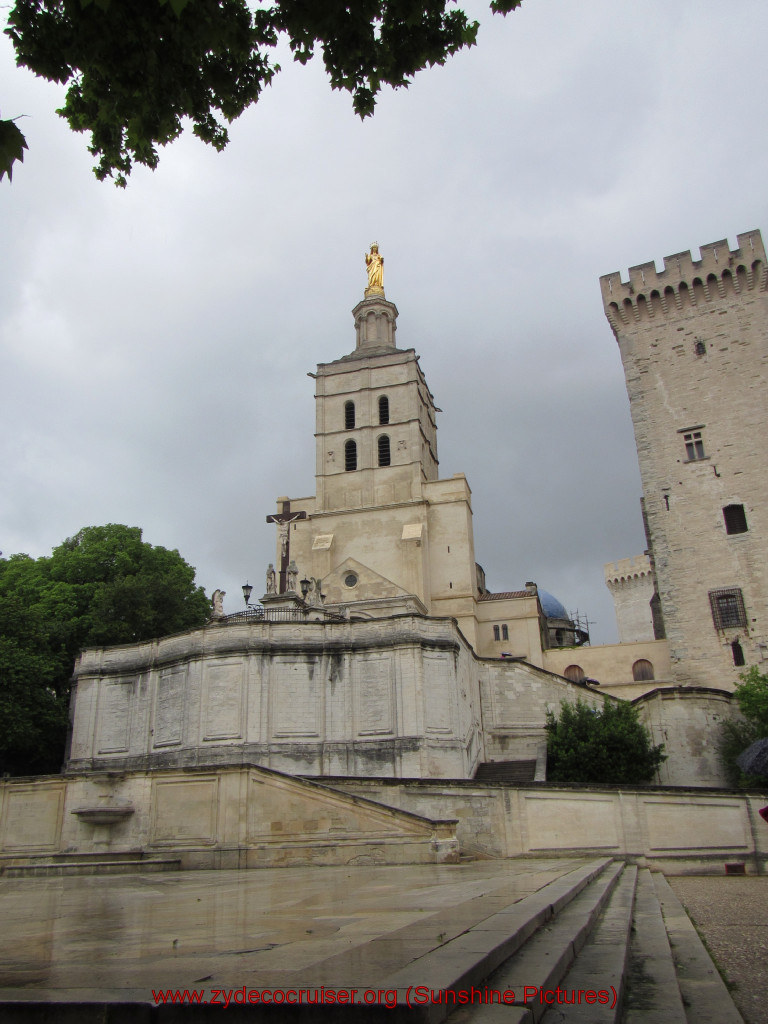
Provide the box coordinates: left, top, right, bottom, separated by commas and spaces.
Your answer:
2, 0, 522, 185
719, 667, 768, 788
0, 525, 210, 776
546, 699, 666, 786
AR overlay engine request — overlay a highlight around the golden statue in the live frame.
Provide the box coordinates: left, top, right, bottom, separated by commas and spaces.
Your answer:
365, 242, 384, 295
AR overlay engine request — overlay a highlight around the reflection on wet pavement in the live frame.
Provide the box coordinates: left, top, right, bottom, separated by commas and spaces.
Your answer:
0, 858, 586, 1001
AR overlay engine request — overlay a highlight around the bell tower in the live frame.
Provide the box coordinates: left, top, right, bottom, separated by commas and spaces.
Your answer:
313, 249, 439, 514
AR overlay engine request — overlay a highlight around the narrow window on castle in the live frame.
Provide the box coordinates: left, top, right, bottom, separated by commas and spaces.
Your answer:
344, 439, 357, 472
683, 429, 705, 461
694, 339, 706, 356
709, 588, 747, 630
493, 625, 500, 641
344, 401, 355, 430
723, 504, 748, 535
731, 640, 745, 667
378, 395, 390, 424
632, 659, 655, 682
501, 624, 509, 641
377, 434, 391, 467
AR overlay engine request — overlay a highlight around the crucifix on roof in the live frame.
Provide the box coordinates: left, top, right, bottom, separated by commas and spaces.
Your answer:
266, 499, 307, 594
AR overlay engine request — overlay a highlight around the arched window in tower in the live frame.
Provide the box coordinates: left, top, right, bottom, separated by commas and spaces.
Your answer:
344, 439, 357, 472
378, 434, 391, 467
344, 401, 355, 430
632, 659, 655, 682
378, 395, 390, 424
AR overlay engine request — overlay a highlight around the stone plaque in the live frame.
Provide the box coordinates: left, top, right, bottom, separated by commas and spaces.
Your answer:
524, 794, 620, 852
150, 778, 218, 844
96, 678, 134, 753
644, 798, 748, 851
356, 655, 394, 735
1, 785, 64, 850
153, 666, 186, 747
423, 652, 452, 734
272, 658, 320, 737
203, 659, 244, 740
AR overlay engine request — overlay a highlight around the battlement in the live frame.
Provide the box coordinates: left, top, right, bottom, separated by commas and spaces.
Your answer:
600, 229, 767, 334
604, 554, 652, 587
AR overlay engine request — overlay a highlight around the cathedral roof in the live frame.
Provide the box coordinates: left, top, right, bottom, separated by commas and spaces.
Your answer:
478, 591, 531, 601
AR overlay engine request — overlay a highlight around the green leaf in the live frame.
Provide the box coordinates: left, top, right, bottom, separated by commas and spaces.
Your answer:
0, 118, 29, 182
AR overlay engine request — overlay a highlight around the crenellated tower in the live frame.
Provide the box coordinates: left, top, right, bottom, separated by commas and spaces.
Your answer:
601, 230, 768, 688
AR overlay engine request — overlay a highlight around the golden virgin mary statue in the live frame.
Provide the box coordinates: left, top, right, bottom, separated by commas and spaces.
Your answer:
364, 243, 384, 296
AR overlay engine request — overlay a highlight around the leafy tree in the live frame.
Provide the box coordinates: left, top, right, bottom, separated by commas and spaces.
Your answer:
719, 667, 768, 788
0, 525, 210, 776
2, 0, 522, 185
546, 699, 666, 786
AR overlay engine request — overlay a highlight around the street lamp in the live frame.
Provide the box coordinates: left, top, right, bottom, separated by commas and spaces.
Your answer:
242, 582, 254, 606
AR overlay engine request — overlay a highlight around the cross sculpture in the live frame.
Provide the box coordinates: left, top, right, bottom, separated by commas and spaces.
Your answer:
265, 500, 307, 594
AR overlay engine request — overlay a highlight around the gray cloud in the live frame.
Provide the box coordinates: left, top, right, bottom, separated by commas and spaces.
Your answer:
2, 0, 768, 643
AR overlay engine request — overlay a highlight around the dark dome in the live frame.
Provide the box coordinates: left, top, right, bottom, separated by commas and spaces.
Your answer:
538, 589, 569, 620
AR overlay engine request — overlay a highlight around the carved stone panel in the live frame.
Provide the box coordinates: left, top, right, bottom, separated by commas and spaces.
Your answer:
153, 666, 186, 748
272, 657, 321, 737
355, 655, 394, 736
0, 784, 64, 851
96, 678, 134, 753
150, 777, 218, 845
203, 659, 244, 741
423, 652, 453, 734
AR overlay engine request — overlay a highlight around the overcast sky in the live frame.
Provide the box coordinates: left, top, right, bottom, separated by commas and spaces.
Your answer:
2, 0, 767, 645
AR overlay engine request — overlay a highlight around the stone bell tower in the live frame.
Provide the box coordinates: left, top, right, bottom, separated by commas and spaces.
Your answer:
271, 245, 479, 642
312, 250, 439, 515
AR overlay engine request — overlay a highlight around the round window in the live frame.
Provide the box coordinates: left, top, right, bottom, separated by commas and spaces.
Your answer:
344, 573, 358, 588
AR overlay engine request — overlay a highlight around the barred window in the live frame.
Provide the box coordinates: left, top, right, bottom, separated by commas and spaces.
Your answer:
493, 625, 500, 641
709, 588, 747, 630
344, 439, 357, 472
378, 395, 390, 424
344, 401, 355, 430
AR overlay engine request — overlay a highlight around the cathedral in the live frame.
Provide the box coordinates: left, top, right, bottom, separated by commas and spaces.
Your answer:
64, 244, 616, 784
2, 232, 763, 875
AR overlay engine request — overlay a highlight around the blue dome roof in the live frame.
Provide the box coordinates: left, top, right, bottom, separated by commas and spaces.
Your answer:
538, 590, 569, 620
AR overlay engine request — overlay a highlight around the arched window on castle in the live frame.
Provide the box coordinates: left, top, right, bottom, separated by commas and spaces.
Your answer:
564, 665, 585, 683
377, 434, 391, 467
344, 401, 355, 430
344, 439, 357, 472
378, 395, 390, 424
632, 659, 655, 682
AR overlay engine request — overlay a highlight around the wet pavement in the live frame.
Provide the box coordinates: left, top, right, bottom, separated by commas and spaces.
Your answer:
0, 858, 587, 1004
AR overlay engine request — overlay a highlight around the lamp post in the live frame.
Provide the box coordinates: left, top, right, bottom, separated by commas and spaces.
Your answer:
242, 582, 255, 607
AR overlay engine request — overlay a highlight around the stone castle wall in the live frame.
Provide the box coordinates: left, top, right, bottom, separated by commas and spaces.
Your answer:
601, 230, 768, 688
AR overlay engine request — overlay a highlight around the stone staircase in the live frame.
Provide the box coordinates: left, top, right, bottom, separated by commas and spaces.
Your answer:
473, 760, 537, 784
0, 851, 181, 877
376, 859, 743, 1024
430, 861, 742, 1024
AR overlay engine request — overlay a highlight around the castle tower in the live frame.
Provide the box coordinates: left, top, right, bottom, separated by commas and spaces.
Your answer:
600, 230, 768, 688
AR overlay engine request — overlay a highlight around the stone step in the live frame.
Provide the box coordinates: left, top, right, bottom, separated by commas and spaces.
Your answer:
440, 861, 628, 1024
650, 873, 744, 1024
620, 868, 687, 1024
1, 855, 181, 877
